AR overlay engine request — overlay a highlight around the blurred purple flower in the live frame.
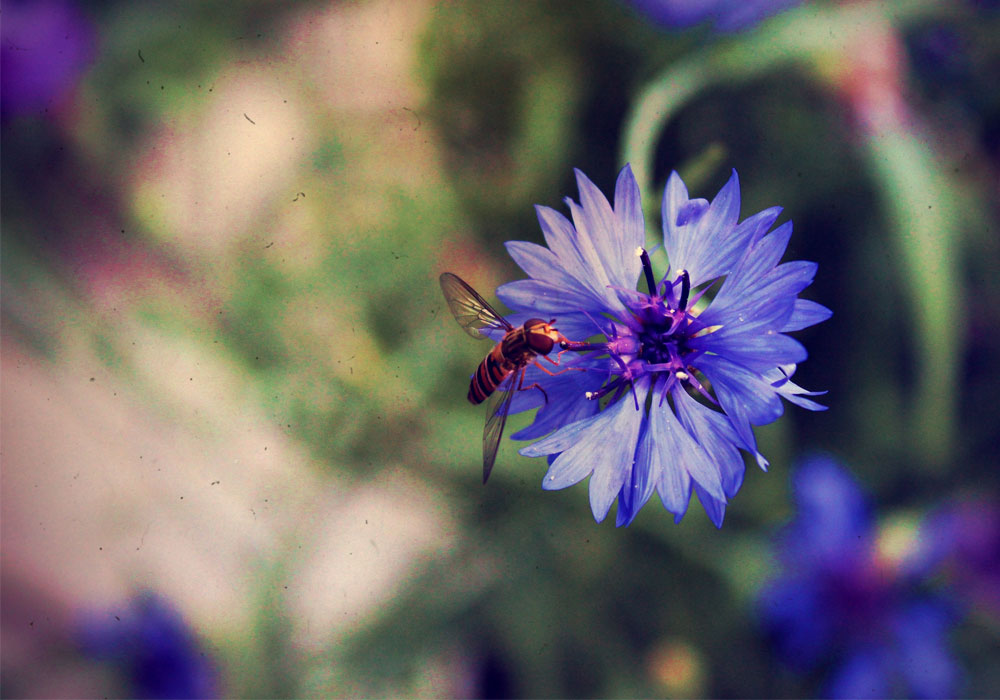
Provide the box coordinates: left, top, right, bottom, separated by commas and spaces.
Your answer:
1, 0, 96, 119
758, 456, 961, 699
627, 0, 802, 32
920, 498, 1000, 618
77, 592, 218, 699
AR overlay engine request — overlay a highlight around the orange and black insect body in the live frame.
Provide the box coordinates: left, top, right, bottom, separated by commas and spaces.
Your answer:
469, 319, 561, 404
439, 273, 581, 482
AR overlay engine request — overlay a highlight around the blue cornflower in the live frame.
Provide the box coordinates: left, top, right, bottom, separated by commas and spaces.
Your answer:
498, 165, 829, 526
758, 456, 961, 699
77, 592, 218, 699
627, 0, 803, 32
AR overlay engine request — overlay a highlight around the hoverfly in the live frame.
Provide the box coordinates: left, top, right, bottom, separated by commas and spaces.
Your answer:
439, 272, 580, 483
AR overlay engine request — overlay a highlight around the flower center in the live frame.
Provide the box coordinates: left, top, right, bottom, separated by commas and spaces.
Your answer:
638, 324, 680, 365
563, 248, 715, 409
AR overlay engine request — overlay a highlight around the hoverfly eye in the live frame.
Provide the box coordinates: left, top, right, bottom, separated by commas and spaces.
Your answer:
528, 333, 555, 354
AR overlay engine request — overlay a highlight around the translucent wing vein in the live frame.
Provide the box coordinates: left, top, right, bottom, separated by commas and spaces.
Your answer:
439, 272, 513, 339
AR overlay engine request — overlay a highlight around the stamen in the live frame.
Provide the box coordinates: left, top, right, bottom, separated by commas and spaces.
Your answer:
580, 309, 610, 336
683, 369, 719, 406
585, 378, 623, 401
677, 269, 690, 311
606, 353, 641, 411
638, 248, 657, 297
628, 382, 640, 411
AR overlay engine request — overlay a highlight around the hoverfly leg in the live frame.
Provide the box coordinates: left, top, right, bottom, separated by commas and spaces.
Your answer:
515, 366, 550, 404
531, 358, 585, 377
521, 382, 550, 404
551, 346, 588, 364
540, 351, 565, 366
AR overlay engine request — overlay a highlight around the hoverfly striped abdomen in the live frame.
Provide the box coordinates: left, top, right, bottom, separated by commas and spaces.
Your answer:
469, 346, 510, 404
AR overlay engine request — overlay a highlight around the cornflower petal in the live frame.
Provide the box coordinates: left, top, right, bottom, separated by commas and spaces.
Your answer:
654, 389, 728, 504
504, 240, 593, 296
694, 485, 727, 529
527, 381, 649, 522
765, 366, 828, 412
510, 391, 598, 440
616, 418, 659, 526
535, 205, 624, 310
661, 172, 690, 247
695, 354, 784, 453
663, 170, 748, 286
574, 169, 634, 290
769, 260, 820, 297
782, 299, 833, 332
692, 330, 808, 374
613, 165, 646, 278
565, 198, 624, 312
683, 170, 742, 281
677, 199, 710, 226
671, 392, 745, 530
698, 258, 815, 332
737, 205, 784, 247
638, 390, 713, 518
496, 279, 602, 314
672, 388, 747, 496
76, 593, 218, 698
713, 0, 803, 32
510, 361, 605, 438
731, 221, 795, 289
652, 436, 694, 521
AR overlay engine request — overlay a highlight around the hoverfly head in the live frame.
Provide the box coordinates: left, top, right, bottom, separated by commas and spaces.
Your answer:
524, 318, 561, 354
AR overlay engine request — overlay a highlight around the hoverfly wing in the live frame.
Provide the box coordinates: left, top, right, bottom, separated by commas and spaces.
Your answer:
439, 272, 514, 339
481, 372, 517, 483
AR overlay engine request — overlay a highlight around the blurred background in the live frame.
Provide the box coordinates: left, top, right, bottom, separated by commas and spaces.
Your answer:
2, 0, 999, 697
